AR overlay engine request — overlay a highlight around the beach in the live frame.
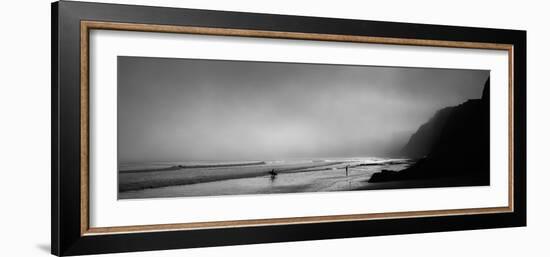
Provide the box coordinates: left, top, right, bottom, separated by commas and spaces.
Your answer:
118, 158, 411, 199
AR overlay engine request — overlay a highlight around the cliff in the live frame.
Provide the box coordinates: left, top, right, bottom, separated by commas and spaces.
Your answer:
369, 78, 490, 184
400, 106, 454, 158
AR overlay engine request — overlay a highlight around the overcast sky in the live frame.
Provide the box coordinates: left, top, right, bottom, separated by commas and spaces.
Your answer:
118, 56, 488, 163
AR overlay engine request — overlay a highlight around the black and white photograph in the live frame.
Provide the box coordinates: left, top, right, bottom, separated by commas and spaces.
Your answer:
117, 57, 490, 199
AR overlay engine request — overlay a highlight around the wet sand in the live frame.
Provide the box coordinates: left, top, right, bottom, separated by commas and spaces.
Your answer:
119, 160, 410, 199
119, 160, 349, 192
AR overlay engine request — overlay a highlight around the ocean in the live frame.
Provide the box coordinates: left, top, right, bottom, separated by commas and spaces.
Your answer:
118, 157, 411, 199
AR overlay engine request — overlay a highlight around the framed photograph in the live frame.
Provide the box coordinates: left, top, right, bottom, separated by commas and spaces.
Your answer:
51, 1, 526, 256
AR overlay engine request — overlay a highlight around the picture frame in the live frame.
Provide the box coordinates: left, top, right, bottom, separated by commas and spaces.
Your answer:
51, 1, 526, 256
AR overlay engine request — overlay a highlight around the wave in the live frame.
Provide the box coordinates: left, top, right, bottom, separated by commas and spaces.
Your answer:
120, 161, 266, 173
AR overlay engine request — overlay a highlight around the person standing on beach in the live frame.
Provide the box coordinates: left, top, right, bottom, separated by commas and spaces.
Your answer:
345, 165, 349, 177
269, 169, 277, 179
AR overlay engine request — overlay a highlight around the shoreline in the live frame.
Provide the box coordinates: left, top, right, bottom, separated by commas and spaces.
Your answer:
118, 160, 353, 192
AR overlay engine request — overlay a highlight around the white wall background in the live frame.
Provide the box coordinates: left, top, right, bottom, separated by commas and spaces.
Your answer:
0, 0, 547, 256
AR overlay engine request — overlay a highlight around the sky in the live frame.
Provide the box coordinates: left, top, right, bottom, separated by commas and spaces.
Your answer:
118, 56, 489, 163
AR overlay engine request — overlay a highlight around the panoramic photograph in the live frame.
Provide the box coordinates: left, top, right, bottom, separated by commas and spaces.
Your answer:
117, 56, 490, 199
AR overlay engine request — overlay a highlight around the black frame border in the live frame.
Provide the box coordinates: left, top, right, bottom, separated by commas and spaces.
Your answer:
52, 1, 526, 256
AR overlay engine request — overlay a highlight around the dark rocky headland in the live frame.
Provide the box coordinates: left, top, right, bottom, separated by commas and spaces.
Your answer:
369, 78, 490, 185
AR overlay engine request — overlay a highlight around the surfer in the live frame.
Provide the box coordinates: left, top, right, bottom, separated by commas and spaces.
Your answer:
269, 169, 278, 179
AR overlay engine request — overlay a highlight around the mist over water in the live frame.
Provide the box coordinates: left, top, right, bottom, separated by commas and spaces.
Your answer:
118, 56, 488, 163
